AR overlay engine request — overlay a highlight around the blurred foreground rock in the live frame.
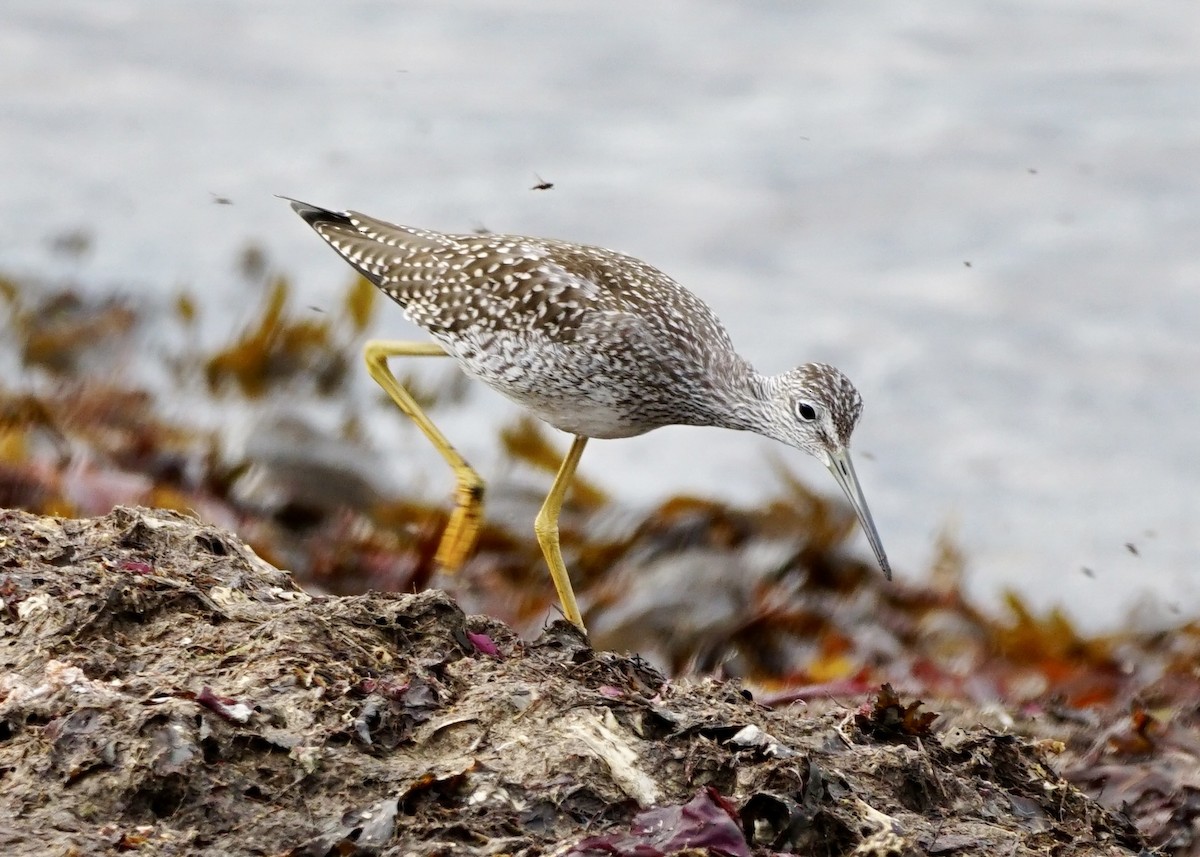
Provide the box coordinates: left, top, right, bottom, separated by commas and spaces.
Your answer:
0, 507, 1152, 856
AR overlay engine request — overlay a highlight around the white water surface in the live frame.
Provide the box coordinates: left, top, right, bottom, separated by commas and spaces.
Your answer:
2, 1, 1198, 628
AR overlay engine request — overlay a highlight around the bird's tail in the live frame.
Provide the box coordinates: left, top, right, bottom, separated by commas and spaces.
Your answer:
280, 196, 392, 290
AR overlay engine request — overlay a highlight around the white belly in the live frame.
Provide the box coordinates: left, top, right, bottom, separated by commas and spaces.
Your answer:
436, 329, 663, 439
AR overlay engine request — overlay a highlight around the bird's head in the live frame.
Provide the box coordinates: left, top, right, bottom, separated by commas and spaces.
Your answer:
768, 363, 864, 458
762, 362, 892, 580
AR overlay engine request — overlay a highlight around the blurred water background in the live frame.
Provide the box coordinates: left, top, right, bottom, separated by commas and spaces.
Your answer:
2, 1, 1198, 628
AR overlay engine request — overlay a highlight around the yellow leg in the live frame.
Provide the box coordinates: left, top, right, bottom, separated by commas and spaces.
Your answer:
363, 339, 484, 571
533, 434, 589, 633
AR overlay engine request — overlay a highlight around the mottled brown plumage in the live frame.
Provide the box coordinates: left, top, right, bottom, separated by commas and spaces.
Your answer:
290, 199, 891, 590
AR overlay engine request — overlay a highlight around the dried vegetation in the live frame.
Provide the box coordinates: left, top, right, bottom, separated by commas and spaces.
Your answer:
0, 263, 1197, 854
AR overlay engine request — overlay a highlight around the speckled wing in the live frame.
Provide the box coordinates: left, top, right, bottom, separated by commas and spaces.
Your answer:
291, 200, 736, 338
288, 200, 610, 341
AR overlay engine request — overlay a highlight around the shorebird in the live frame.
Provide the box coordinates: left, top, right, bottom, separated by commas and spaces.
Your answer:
288, 199, 891, 633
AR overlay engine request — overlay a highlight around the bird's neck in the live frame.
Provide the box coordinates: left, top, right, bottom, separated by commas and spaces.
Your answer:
700, 360, 776, 434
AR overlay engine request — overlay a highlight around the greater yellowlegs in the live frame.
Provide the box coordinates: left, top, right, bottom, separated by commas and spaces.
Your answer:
288, 199, 891, 633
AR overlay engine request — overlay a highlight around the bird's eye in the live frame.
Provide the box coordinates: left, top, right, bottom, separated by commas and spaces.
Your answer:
796, 402, 818, 422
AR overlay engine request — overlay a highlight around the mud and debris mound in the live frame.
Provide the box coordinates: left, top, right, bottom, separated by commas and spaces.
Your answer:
0, 507, 1149, 856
